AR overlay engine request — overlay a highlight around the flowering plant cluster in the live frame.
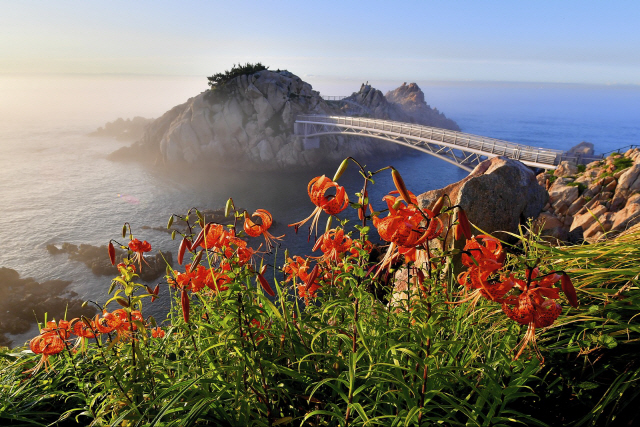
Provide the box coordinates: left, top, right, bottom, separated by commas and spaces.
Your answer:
12, 158, 583, 426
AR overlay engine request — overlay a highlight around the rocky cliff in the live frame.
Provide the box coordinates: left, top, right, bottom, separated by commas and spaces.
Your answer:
385, 82, 460, 131
111, 71, 460, 170
334, 83, 460, 131
535, 148, 640, 243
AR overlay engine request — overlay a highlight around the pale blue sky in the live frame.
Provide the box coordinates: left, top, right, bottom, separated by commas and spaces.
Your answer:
2, 0, 639, 85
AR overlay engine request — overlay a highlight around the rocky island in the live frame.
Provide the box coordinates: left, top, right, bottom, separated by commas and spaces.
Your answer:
109, 64, 459, 171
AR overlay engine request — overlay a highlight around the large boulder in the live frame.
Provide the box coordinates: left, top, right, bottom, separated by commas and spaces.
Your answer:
417, 156, 548, 241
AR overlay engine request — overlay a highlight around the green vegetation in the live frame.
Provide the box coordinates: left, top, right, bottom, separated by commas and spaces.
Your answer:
613, 156, 633, 171
577, 164, 586, 173
567, 181, 587, 194
205, 63, 270, 102
207, 62, 269, 89
1, 160, 639, 426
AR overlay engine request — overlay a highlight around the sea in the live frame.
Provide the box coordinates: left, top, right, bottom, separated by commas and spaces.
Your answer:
1, 74, 639, 346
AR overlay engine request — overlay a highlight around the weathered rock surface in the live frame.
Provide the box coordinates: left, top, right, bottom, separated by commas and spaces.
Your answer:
110, 71, 460, 170
535, 148, 640, 242
417, 156, 547, 242
0, 267, 97, 347
90, 116, 154, 141
385, 82, 460, 131
47, 243, 172, 282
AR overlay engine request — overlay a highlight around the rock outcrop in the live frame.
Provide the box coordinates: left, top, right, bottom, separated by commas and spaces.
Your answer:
385, 83, 460, 131
90, 116, 153, 141
535, 148, 640, 243
111, 70, 402, 170
0, 267, 97, 347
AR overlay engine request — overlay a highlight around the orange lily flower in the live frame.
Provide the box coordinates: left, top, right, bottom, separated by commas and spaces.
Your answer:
372, 191, 442, 273
151, 327, 165, 338
244, 209, 284, 251
289, 175, 349, 237
128, 238, 152, 271
457, 235, 509, 304
500, 268, 564, 361
283, 256, 322, 301
312, 228, 352, 263
24, 320, 70, 374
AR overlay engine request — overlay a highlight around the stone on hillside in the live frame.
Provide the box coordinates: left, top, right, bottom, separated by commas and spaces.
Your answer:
611, 194, 640, 233
570, 204, 607, 232
567, 196, 587, 216
554, 161, 578, 177
418, 156, 547, 241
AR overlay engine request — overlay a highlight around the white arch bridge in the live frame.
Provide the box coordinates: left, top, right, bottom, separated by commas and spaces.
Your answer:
294, 115, 581, 172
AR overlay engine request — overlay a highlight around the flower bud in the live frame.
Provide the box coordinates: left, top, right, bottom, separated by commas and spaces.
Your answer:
257, 273, 276, 297
457, 209, 472, 239
225, 198, 235, 217
178, 237, 189, 265
191, 250, 204, 269
562, 273, 578, 308
116, 297, 129, 308
332, 158, 349, 182
181, 288, 190, 323
167, 215, 174, 229
108, 241, 116, 265
432, 195, 445, 216
391, 168, 412, 205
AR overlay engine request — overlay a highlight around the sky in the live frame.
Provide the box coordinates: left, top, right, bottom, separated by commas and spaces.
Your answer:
1, 0, 639, 86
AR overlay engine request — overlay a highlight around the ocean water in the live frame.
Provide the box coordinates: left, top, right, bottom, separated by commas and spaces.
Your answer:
1, 75, 638, 345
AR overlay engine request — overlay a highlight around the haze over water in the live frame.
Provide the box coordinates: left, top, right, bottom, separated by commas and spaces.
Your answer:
1, 73, 639, 345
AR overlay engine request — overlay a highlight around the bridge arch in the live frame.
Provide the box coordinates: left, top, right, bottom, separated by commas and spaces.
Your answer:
294, 115, 564, 171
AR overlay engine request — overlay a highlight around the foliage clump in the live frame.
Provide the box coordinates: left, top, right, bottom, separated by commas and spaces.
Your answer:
206, 62, 269, 95
205, 62, 269, 103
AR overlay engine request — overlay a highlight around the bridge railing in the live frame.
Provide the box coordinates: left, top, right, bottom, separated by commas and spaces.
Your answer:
296, 115, 565, 167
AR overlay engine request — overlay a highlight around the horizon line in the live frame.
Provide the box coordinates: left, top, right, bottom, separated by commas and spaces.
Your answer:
1, 71, 639, 89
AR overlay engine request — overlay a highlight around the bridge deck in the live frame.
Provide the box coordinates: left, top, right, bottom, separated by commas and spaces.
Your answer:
295, 115, 565, 170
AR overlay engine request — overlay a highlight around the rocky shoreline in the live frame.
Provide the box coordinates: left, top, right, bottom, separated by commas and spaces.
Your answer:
535, 147, 640, 243
0, 268, 96, 347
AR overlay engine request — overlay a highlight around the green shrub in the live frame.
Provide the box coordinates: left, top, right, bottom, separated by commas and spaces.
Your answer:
613, 156, 633, 171
207, 62, 268, 89
577, 164, 586, 173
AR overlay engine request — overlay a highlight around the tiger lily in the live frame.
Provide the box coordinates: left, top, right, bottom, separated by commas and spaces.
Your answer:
500, 268, 566, 361
243, 209, 284, 252
289, 176, 349, 238
312, 228, 352, 263
128, 238, 152, 271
